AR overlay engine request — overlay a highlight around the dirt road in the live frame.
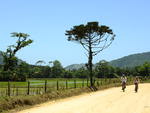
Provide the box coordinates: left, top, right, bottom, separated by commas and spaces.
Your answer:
17, 83, 150, 113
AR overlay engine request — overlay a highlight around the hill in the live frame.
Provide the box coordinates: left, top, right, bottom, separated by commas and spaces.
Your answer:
65, 52, 150, 70
65, 64, 85, 70
109, 52, 150, 68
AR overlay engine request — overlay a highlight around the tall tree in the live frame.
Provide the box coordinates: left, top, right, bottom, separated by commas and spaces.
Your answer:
33, 60, 46, 77
66, 22, 115, 86
51, 60, 64, 78
95, 60, 115, 78
2, 32, 33, 80
136, 62, 150, 77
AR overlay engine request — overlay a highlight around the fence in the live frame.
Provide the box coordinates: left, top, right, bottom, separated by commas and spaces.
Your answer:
0, 77, 149, 96
0, 80, 79, 96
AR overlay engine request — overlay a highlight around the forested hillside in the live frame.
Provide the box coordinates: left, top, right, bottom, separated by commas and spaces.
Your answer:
65, 64, 85, 70
109, 52, 150, 68
65, 52, 150, 70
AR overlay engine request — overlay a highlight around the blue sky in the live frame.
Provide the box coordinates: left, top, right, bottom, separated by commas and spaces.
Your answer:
0, 0, 150, 67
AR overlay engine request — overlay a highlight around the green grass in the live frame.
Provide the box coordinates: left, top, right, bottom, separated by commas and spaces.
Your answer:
0, 77, 148, 96
0, 78, 91, 89
0, 78, 91, 96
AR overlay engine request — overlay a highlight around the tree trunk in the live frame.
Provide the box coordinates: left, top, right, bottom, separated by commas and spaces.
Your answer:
88, 39, 94, 87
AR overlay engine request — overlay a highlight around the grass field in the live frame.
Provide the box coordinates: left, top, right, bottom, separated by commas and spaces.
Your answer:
0, 77, 149, 96
0, 78, 122, 96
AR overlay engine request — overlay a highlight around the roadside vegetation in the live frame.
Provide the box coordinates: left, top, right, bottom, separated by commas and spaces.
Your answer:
0, 77, 149, 113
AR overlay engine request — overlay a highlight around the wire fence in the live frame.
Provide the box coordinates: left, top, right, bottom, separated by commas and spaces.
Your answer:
0, 77, 149, 96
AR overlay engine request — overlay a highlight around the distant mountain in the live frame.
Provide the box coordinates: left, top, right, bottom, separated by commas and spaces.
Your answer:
65, 52, 150, 70
109, 52, 150, 68
65, 63, 85, 70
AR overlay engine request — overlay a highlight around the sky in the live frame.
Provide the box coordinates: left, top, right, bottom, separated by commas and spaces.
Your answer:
0, 0, 150, 67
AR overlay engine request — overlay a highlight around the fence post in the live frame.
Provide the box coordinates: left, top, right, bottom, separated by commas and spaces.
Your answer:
8, 81, 10, 96
27, 81, 30, 95
45, 80, 47, 93
74, 80, 76, 88
57, 80, 59, 90
66, 80, 68, 89
13, 84, 15, 96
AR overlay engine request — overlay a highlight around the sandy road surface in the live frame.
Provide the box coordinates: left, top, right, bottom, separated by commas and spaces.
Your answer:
17, 84, 150, 113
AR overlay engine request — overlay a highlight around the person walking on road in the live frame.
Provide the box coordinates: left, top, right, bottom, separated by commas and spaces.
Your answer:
134, 76, 140, 92
121, 74, 127, 92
